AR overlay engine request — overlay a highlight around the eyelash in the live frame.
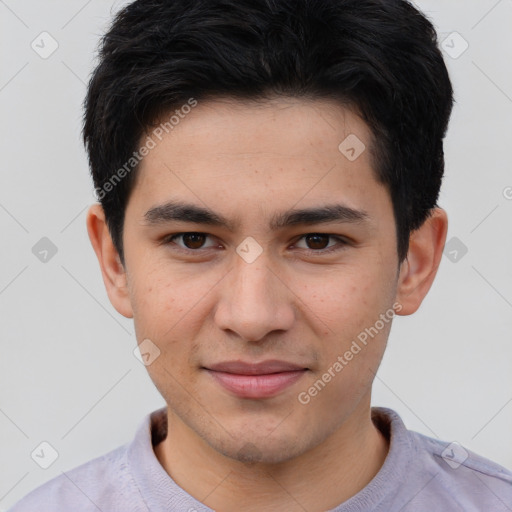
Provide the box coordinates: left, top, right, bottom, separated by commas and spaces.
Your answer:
162, 232, 349, 256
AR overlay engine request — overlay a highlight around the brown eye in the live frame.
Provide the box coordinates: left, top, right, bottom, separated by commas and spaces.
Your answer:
294, 233, 347, 254
304, 234, 330, 250
166, 232, 216, 251
181, 233, 207, 249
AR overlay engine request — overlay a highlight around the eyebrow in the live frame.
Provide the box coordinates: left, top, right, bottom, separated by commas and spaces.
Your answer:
143, 200, 369, 231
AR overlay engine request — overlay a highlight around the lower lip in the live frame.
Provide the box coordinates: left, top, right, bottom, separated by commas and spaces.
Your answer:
205, 369, 307, 398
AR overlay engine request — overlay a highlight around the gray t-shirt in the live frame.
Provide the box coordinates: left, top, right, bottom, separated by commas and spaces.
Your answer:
8, 407, 512, 511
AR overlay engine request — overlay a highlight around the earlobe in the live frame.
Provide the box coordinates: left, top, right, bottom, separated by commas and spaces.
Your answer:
86, 203, 134, 319
396, 208, 448, 316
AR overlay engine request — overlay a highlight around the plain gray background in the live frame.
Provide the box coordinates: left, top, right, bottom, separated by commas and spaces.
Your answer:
1, 0, 511, 509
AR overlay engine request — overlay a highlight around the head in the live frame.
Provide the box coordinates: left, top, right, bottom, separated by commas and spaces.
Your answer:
85, 0, 453, 464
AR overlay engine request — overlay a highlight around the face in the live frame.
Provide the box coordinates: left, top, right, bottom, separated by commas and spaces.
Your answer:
115, 98, 403, 463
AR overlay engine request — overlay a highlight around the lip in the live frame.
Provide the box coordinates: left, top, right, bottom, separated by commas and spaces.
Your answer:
203, 360, 308, 399
206, 359, 307, 375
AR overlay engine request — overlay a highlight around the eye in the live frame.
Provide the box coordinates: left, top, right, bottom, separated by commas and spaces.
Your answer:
165, 232, 218, 251
294, 233, 347, 253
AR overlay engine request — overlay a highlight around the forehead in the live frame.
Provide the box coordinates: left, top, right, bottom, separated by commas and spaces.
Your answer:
148, 96, 373, 158
129, 97, 390, 226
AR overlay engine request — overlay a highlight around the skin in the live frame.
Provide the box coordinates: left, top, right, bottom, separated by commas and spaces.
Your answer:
87, 97, 447, 511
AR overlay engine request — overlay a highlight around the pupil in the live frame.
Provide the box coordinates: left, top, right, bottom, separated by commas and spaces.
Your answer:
306, 234, 329, 250
184, 233, 205, 249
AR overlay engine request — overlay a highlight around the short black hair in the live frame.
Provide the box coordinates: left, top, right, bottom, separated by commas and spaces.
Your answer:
83, 0, 454, 266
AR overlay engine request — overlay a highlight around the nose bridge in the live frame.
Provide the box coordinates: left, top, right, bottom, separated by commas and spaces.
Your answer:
214, 250, 294, 341
233, 256, 274, 306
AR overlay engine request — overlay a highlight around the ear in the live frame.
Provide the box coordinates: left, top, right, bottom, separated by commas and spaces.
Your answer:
396, 207, 448, 316
86, 203, 134, 319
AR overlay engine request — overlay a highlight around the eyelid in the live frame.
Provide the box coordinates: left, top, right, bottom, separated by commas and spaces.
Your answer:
164, 232, 219, 251
292, 234, 349, 254
163, 232, 350, 256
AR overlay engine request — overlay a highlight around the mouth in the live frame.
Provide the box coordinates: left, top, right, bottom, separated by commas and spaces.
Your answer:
202, 360, 309, 399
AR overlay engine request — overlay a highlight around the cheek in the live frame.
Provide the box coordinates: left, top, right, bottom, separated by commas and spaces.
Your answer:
297, 268, 380, 334
131, 262, 200, 321
130, 265, 218, 364
131, 279, 176, 332
296, 267, 393, 390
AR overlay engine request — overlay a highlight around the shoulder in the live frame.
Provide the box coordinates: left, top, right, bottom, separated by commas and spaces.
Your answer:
414, 429, 512, 478
371, 407, 512, 511
7, 442, 146, 512
7, 409, 165, 512
408, 424, 512, 509
8, 444, 131, 512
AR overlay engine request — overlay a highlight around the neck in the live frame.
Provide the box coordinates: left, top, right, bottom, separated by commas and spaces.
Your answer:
154, 396, 389, 512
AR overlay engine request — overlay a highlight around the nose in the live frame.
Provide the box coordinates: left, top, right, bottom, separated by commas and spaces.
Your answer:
213, 254, 295, 342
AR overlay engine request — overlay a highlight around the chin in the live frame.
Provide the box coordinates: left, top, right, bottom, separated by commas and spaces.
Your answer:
211, 431, 308, 466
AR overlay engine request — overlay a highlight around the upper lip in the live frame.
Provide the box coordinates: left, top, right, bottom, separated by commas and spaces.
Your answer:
205, 360, 307, 375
